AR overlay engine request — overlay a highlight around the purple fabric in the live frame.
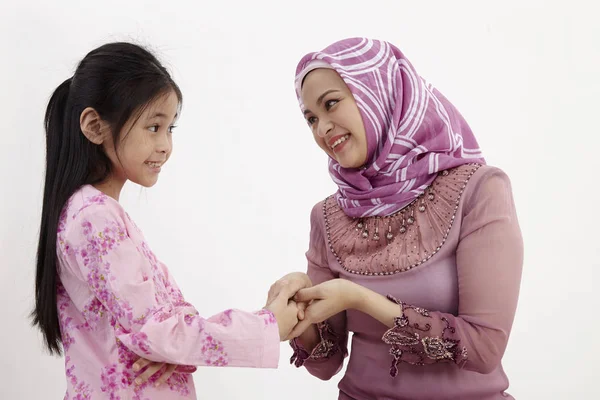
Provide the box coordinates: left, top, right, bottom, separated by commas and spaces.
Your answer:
295, 38, 486, 218
292, 166, 523, 399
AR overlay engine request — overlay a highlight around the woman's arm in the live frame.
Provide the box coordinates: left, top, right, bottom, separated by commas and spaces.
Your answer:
295, 170, 523, 376
287, 202, 349, 381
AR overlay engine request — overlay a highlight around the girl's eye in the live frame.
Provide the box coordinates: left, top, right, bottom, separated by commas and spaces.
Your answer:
168, 125, 177, 133
148, 125, 159, 133
307, 116, 317, 126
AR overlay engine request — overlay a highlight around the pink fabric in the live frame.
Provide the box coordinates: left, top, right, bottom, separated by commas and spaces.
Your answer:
56, 185, 280, 399
321, 164, 482, 275
292, 166, 523, 400
295, 38, 485, 218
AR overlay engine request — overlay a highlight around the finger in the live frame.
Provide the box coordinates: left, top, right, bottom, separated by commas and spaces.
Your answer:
133, 357, 152, 372
267, 281, 283, 301
266, 278, 289, 306
155, 364, 177, 387
265, 290, 288, 316
288, 300, 299, 325
298, 308, 305, 320
293, 286, 320, 303
287, 299, 299, 315
272, 289, 293, 307
297, 302, 307, 320
284, 278, 311, 298
276, 276, 310, 301
135, 362, 164, 385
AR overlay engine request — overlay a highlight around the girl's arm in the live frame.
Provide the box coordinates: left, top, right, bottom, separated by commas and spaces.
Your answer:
61, 202, 280, 368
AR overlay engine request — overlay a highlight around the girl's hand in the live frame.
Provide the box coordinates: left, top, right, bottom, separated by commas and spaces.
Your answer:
133, 358, 195, 387
265, 291, 300, 340
288, 279, 360, 339
266, 272, 312, 320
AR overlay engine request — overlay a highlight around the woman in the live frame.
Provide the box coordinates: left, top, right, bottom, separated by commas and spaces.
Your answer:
270, 38, 523, 400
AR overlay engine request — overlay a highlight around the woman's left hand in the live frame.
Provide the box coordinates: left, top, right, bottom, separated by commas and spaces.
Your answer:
287, 279, 360, 339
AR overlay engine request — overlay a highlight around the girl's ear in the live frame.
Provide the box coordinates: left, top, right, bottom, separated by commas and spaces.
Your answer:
80, 107, 111, 145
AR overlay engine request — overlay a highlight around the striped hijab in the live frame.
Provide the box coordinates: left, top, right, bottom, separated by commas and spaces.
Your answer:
295, 38, 485, 218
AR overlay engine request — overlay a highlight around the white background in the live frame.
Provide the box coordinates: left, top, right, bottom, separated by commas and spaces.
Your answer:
1, 0, 598, 398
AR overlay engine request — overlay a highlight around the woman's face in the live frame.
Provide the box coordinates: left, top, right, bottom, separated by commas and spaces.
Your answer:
300, 68, 368, 169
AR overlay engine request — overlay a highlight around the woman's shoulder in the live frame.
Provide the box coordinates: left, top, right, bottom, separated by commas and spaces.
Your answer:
309, 195, 343, 226
308, 198, 326, 230
462, 164, 514, 208
468, 164, 511, 185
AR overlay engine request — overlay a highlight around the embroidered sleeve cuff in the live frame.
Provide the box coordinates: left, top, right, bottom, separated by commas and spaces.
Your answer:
382, 295, 468, 377
289, 321, 345, 368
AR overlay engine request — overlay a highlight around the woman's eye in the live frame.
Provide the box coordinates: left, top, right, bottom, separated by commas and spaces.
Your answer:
307, 116, 317, 125
148, 125, 159, 133
168, 125, 177, 133
325, 99, 339, 110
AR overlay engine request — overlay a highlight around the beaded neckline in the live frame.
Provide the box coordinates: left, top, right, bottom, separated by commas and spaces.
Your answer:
323, 164, 482, 276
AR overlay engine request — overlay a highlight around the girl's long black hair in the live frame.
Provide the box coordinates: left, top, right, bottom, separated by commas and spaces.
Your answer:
32, 42, 182, 354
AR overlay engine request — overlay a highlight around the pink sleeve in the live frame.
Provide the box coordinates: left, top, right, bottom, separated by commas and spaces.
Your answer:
382, 169, 523, 375
64, 204, 280, 368
289, 202, 349, 380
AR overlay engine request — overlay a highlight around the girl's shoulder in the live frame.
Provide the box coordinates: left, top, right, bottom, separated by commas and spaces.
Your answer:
60, 185, 127, 234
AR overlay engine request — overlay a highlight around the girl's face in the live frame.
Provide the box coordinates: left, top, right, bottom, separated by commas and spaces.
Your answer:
104, 90, 179, 189
300, 68, 368, 169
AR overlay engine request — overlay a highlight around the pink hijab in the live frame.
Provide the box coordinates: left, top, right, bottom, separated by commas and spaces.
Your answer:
295, 38, 485, 218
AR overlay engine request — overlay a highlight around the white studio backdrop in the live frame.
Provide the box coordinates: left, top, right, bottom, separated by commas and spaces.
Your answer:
1, 0, 598, 398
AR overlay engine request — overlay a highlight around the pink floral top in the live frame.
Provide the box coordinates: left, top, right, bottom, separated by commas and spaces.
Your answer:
56, 185, 280, 400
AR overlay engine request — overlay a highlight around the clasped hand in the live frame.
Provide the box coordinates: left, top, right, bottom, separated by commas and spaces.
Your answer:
264, 272, 358, 341
132, 272, 358, 386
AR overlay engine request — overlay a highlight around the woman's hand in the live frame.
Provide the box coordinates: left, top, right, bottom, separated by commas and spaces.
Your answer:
288, 279, 361, 339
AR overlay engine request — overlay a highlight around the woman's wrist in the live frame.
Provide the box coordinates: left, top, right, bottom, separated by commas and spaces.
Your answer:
349, 283, 400, 328
344, 280, 367, 311
296, 323, 320, 352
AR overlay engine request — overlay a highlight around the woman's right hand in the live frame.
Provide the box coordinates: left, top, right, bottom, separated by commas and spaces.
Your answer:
265, 291, 300, 340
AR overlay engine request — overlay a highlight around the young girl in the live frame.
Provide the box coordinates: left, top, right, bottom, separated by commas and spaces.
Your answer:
271, 38, 524, 399
32, 42, 299, 399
